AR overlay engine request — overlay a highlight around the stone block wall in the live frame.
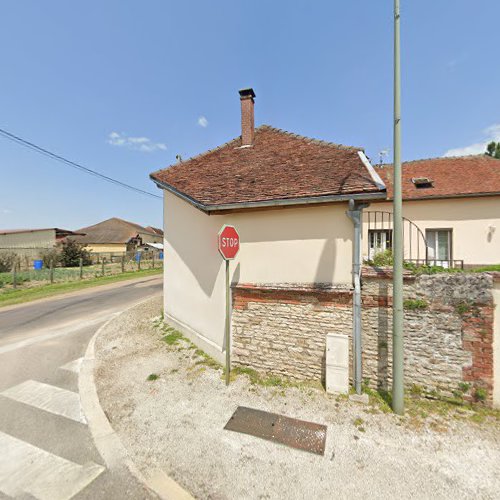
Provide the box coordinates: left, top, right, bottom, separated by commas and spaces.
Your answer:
232, 284, 352, 381
362, 269, 496, 402
231, 271, 499, 404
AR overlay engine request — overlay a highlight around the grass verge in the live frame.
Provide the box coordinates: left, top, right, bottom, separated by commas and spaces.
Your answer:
0, 268, 162, 308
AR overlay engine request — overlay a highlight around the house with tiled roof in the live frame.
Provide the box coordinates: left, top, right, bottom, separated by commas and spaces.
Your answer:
73, 217, 163, 254
150, 88, 386, 362
363, 155, 500, 267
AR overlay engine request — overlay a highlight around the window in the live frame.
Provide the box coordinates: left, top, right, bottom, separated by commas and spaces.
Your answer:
368, 230, 393, 260
426, 229, 452, 267
412, 177, 434, 189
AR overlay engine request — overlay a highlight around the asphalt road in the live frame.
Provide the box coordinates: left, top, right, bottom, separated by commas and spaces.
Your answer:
0, 275, 163, 499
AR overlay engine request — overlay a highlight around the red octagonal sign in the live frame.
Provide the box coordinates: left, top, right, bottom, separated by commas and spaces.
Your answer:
218, 225, 240, 260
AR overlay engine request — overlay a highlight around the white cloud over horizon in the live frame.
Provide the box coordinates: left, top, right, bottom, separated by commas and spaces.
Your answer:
197, 116, 208, 128
107, 131, 167, 152
444, 124, 500, 157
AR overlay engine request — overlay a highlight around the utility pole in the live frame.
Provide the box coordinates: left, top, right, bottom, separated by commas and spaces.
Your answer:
392, 0, 404, 415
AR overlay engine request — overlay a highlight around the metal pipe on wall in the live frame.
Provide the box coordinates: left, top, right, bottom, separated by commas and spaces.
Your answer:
347, 200, 369, 395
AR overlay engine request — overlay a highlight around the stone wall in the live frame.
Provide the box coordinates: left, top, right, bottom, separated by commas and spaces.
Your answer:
231, 271, 498, 404
362, 269, 496, 402
232, 284, 352, 381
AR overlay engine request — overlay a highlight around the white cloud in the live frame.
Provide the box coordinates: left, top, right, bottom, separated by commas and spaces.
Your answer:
197, 116, 208, 128
443, 124, 500, 157
2, 209, 12, 214
107, 132, 167, 152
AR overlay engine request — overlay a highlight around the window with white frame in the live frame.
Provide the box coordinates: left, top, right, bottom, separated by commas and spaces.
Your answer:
426, 229, 452, 267
368, 230, 393, 260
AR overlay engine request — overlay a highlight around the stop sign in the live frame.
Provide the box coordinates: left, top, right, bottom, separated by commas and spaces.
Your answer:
218, 225, 240, 260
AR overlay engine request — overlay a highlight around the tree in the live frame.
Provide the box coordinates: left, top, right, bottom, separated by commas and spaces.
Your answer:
486, 141, 500, 159
59, 239, 92, 267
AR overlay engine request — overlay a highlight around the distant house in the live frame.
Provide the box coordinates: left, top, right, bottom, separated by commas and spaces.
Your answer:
0, 228, 83, 257
73, 217, 163, 254
363, 155, 500, 267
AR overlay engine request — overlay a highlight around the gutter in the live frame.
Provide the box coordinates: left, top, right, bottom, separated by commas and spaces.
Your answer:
151, 177, 386, 214
346, 199, 369, 395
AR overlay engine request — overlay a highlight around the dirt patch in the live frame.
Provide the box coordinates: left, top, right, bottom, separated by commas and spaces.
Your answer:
94, 297, 500, 500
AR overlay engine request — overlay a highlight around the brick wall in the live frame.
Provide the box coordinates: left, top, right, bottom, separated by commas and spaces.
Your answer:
231, 271, 498, 403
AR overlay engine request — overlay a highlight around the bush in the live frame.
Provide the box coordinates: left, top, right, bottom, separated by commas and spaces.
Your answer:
41, 248, 60, 268
371, 249, 393, 267
59, 239, 92, 267
0, 252, 16, 273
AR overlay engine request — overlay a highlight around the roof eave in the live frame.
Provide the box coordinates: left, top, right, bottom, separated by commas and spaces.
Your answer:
152, 177, 386, 214
380, 191, 500, 202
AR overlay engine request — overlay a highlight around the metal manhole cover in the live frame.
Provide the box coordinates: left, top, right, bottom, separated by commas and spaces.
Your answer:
224, 406, 327, 455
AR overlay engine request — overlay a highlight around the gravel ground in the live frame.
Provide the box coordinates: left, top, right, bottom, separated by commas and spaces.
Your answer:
94, 297, 500, 500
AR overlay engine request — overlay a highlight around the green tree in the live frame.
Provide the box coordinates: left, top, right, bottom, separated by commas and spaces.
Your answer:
59, 239, 92, 267
486, 141, 500, 159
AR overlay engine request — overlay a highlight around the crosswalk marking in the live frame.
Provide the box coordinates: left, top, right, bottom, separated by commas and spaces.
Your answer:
1, 380, 87, 424
60, 357, 84, 374
0, 431, 104, 500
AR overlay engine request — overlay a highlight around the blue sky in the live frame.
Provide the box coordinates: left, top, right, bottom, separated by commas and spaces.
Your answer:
1, 1, 499, 230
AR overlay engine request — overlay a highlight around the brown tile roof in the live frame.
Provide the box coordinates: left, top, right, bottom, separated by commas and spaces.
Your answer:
377, 155, 500, 201
73, 218, 159, 245
145, 226, 164, 236
150, 125, 385, 211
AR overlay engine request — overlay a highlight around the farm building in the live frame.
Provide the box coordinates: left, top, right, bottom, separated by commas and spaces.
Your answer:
73, 217, 163, 254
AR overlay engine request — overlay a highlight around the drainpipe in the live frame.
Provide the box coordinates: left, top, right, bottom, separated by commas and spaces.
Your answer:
347, 199, 369, 395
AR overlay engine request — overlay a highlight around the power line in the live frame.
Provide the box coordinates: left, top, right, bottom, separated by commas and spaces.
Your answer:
0, 127, 162, 200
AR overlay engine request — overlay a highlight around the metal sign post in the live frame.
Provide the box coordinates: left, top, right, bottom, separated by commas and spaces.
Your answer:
218, 225, 240, 386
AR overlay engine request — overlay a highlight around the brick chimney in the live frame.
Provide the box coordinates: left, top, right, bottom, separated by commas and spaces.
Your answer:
239, 88, 256, 146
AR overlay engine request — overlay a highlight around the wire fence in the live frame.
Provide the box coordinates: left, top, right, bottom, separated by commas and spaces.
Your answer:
0, 248, 163, 292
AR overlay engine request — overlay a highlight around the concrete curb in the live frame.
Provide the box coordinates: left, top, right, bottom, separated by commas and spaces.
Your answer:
79, 298, 194, 500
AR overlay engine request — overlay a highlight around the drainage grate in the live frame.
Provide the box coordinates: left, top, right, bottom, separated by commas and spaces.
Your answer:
224, 406, 327, 455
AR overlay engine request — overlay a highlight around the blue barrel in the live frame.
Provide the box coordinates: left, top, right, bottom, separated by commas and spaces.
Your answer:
159, 251, 164, 260
33, 259, 43, 270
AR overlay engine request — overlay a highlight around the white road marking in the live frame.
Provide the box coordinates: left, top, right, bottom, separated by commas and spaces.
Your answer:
60, 357, 84, 374
1, 380, 87, 424
0, 430, 104, 500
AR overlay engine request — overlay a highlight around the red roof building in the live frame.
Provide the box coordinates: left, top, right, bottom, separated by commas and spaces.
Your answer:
376, 155, 500, 201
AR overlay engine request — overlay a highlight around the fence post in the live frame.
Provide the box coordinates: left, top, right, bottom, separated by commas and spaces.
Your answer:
12, 260, 17, 289
102, 258, 105, 277
50, 259, 54, 284
121, 254, 125, 273
152, 252, 155, 269
79, 257, 83, 279
138, 253, 141, 271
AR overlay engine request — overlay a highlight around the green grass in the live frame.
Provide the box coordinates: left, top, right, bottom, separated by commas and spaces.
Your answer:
162, 330, 184, 345
471, 264, 500, 272
147, 373, 159, 381
0, 267, 162, 308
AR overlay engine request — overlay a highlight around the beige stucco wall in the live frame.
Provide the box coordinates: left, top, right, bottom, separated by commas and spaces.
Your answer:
363, 197, 500, 265
163, 191, 354, 360
0, 229, 56, 249
86, 243, 127, 253
494, 282, 500, 408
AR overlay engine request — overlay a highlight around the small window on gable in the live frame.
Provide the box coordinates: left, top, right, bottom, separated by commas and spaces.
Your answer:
412, 177, 434, 189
